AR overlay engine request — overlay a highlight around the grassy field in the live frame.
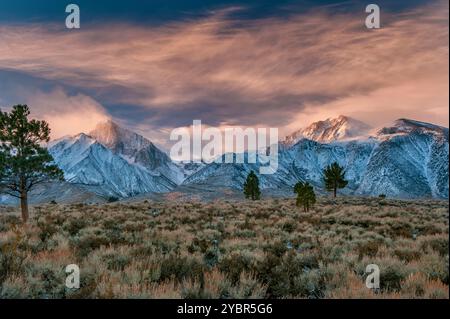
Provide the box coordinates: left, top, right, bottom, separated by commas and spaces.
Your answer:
0, 196, 448, 299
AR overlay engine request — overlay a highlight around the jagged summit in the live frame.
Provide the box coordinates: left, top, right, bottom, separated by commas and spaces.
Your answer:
5, 116, 445, 203
48, 132, 175, 197
378, 118, 449, 137
89, 120, 153, 157
186, 116, 448, 199
283, 115, 372, 145
46, 120, 183, 198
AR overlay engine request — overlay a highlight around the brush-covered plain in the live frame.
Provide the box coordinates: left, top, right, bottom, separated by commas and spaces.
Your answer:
0, 197, 448, 299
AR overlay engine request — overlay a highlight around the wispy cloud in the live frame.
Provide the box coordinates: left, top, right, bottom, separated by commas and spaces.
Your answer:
27, 89, 110, 139
0, 1, 448, 144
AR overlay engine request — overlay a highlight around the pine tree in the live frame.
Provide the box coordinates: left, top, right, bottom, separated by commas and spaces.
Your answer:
243, 170, 261, 200
323, 162, 348, 198
294, 181, 316, 212
0, 105, 64, 223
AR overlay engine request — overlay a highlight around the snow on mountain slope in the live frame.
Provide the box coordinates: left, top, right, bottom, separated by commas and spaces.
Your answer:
8, 115, 448, 203
34, 116, 450, 201
182, 153, 302, 190
184, 118, 448, 199
284, 139, 378, 192
283, 115, 372, 146
377, 118, 449, 139
89, 120, 186, 184
49, 133, 175, 198
356, 119, 449, 198
184, 139, 377, 193
90, 120, 152, 157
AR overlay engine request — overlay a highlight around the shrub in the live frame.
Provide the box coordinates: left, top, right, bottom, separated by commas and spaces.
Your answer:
420, 253, 449, 284
181, 283, 212, 299
256, 251, 321, 298
103, 253, 130, 271
37, 267, 66, 298
401, 273, 426, 297
219, 252, 253, 285
388, 221, 413, 238
0, 228, 27, 285
66, 270, 99, 299
264, 241, 288, 257
107, 196, 119, 203
356, 241, 380, 259
159, 255, 204, 283
379, 264, 409, 292
36, 218, 58, 242
228, 272, 267, 298
70, 228, 110, 257
421, 237, 449, 257
394, 248, 421, 262
281, 220, 297, 233
203, 247, 220, 268
291, 270, 324, 298
64, 218, 87, 236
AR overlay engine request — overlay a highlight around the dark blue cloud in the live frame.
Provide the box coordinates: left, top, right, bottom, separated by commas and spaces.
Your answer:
0, 0, 432, 25
1, 0, 446, 141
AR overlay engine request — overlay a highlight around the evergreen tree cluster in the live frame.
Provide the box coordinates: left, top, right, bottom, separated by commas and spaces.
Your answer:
242, 161, 348, 206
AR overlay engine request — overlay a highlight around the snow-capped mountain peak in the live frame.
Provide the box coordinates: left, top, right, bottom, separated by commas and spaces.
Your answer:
89, 120, 153, 157
283, 115, 372, 146
32, 117, 450, 202
48, 132, 176, 198
377, 118, 449, 138
186, 116, 448, 199
89, 120, 189, 184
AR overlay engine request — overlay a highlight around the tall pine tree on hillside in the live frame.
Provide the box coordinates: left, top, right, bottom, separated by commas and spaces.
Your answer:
323, 162, 348, 198
0, 105, 64, 223
243, 170, 261, 200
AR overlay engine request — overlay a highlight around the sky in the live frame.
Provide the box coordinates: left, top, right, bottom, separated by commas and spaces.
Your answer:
0, 0, 448, 148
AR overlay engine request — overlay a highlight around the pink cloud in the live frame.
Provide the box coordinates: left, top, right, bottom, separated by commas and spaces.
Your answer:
27, 89, 109, 140
0, 0, 448, 141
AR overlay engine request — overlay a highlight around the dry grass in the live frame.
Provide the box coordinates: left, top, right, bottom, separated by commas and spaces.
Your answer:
0, 196, 448, 299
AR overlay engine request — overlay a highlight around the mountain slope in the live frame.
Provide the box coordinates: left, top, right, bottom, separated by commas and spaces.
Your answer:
284, 139, 377, 192
49, 133, 175, 197
90, 120, 186, 184
356, 119, 449, 198
283, 115, 372, 146
182, 153, 303, 190
5, 116, 443, 203
184, 118, 448, 199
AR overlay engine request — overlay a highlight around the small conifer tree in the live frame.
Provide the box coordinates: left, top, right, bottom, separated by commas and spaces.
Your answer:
323, 162, 348, 198
294, 181, 316, 212
243, 170, 261, 200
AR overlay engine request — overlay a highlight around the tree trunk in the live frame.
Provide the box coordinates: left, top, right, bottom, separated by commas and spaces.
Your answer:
333, 187, 337, 198
20, 191, 29, 223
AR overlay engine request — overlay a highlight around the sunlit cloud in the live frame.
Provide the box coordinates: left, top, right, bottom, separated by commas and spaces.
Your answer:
0, 0, 448, 145
27, 89, 109, 140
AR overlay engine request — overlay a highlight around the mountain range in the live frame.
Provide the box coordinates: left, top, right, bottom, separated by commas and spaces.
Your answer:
282, 115, 373, 146
1, 116, 448, 204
